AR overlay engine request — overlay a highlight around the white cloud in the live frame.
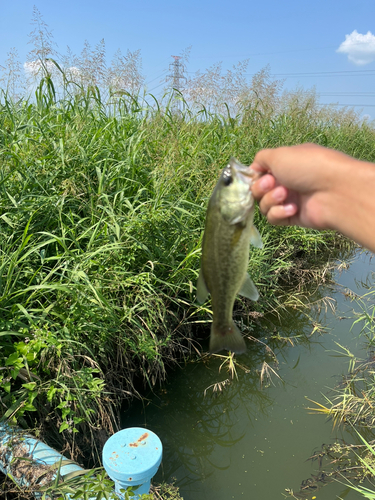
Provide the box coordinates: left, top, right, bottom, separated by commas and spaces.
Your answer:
24, 59, 55, 76
337, 30, 375, 65
66, 66, 80, 78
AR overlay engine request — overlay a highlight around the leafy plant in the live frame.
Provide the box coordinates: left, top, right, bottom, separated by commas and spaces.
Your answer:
0, 7, 372, 474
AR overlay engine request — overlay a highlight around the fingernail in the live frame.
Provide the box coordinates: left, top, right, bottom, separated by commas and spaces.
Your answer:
259, 176, 272, 191
272, 186, 285, 202
283, 204, 296, 216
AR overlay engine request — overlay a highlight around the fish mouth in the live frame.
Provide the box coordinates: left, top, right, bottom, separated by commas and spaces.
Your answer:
234, 167, 256, 187
229, 158, 257, 186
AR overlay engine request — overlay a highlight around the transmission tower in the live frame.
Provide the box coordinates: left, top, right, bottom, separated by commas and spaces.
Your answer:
167, 56, 187, 111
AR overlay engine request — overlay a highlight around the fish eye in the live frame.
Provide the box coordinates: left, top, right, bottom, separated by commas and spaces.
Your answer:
223, 167, 233, 186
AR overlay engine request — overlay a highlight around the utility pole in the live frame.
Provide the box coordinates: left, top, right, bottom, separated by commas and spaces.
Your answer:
167, 55, 187, 112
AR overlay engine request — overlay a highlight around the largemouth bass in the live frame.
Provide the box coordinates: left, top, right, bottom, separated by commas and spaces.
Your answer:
196, 157, 262, 354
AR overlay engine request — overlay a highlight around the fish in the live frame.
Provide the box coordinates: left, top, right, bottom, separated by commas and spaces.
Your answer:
196, 157, 262, 354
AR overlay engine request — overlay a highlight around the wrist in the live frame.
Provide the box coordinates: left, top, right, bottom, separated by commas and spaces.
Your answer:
324, 157, 375, 251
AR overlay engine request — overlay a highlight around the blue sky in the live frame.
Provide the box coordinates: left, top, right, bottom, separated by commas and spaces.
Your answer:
1, 0, 375, 116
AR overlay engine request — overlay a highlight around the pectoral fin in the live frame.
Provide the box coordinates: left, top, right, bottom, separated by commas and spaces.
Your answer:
250, 225, 263, 248
238, 273, 259, 301
196, 268, 210, 304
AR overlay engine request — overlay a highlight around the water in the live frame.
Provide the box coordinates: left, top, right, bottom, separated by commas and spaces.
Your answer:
123, 250, 375, 499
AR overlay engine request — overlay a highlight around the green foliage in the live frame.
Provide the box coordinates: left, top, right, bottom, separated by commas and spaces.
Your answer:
0, 77, 371, 463
38, 467, 182, 500
0, 323, 105, 434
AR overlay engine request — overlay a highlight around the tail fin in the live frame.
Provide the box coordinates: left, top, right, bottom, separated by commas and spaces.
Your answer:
209, 320, 246, 354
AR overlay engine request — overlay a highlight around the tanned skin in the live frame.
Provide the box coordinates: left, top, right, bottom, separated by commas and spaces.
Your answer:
250, 143, 375, 254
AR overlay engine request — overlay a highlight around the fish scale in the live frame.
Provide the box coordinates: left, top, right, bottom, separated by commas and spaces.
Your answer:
196, 157, 263, 354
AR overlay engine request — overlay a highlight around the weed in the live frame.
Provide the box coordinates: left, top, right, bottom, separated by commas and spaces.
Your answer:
0, 9, 373, 489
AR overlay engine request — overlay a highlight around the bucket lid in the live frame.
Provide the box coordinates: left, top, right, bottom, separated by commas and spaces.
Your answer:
103, 427, 162, 483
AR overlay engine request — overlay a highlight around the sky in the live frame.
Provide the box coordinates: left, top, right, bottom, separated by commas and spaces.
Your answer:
1, 0, 375, 117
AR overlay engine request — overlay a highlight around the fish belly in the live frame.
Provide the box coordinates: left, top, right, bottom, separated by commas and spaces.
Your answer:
202, 210, 252, 353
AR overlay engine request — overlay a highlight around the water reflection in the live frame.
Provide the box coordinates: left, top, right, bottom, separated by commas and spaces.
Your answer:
123, 351, 275, 487
123, 298, 332, 491
122, 251, 375, 499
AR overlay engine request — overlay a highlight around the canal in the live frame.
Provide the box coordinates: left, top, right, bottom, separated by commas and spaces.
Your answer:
123, 250, 375, 499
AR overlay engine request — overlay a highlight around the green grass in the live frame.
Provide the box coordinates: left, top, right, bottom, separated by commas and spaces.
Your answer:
0, 77, 373, 468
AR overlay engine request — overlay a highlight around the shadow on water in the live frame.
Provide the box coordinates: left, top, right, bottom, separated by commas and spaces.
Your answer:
122, 249, 375, 499
124, 346, 275, 489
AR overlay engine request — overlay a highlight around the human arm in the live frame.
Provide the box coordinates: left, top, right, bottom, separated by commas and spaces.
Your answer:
250, 143, 375, 253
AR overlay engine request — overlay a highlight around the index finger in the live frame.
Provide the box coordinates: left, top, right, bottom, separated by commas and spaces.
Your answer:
251, 174, 276, 200
250, 148, 279, 173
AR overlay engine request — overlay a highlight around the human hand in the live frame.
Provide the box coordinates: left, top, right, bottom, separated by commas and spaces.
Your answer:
251, 143, 351, 230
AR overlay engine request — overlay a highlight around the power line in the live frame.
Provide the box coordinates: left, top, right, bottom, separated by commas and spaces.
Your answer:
280, 69, 375, 75
146, 57, 375, 108
148, 80, 166, 94
190, 40, 375, 60
145, 69, 168, 86
243, 69, 375, 78
273, 73, 375, 78
187, 69, 375, 79
318, 102, 375, 107
319, 92, 375, 95
190, 46, 336, 60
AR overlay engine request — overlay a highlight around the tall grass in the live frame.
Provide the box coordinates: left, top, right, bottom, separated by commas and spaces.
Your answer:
0, 69, 374, 470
